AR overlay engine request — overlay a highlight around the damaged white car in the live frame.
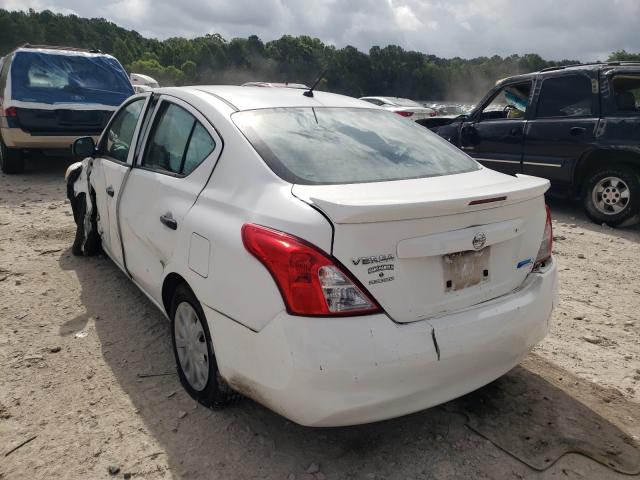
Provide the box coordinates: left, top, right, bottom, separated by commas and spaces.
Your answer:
66, 86, 557, 427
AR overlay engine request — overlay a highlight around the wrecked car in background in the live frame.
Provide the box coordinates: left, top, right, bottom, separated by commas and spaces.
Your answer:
359, 96, 437, 120
66, 86, 557, 426
420, 62, 640, 226
0, 44, 134, 173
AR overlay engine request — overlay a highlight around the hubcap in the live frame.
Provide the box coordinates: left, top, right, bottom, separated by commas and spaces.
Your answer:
592, 176, 630, 215
174, 302, 209, 391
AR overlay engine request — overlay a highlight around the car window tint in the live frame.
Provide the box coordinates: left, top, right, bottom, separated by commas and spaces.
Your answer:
233, 107, 479, 185
183, 122, 215, 175
612, 75, 640, 113
143, 102, 195, 174
481, 82, 531, 120
537, 75, 594, 118
105, 99, 145, 162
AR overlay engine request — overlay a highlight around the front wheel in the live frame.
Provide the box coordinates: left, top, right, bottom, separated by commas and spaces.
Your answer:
170, 284, 238, 408
582, 165, 640, 226
0, 139, 24, 174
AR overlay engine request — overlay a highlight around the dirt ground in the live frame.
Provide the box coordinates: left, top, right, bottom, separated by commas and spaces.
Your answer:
1, 157, 639, 480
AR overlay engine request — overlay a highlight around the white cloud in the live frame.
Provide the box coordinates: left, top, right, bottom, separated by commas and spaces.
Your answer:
0, 0, 638, 60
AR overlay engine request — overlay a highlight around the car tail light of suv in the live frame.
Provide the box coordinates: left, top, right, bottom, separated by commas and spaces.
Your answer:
534, 205, 553, 269
396, 110, 414, 117
242, 224, 382, 316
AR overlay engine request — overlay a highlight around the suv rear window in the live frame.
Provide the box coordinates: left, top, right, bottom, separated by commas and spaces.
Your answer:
10, 51, 133, 106
233, 107, 479, 185
612, 75, 640, 113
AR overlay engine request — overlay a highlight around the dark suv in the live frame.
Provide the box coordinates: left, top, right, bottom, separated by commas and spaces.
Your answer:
424, 63, 640, 226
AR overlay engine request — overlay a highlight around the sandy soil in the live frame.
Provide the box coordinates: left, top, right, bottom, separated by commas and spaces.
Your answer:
1, 157, 639, 479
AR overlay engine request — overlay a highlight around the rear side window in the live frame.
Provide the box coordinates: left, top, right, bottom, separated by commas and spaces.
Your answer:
104, 99, 145, 163
611, 75, 640, 113
142, 102, 215, 175
536, 75, 594, 118
233, 107, 479, 185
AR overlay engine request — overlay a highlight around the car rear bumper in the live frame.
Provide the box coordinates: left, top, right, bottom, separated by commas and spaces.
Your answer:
1, 126, 99, 149
204, 259, 557, 427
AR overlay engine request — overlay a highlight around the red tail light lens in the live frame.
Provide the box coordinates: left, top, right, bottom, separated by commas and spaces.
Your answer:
534, 204, 553, 268
429, 111, 437, 117
4, 107, 17, 117
242, 224, 382, 316
396, 110, 414, 117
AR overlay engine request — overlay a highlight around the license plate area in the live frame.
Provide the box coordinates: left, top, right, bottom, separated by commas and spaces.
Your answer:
443, 247, 490, 292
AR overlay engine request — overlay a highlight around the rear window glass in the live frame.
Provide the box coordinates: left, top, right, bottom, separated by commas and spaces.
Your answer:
233, 107, 479, 185
536, 75, 594, 118
612, 75, 640, 113
9, 51, 134, 106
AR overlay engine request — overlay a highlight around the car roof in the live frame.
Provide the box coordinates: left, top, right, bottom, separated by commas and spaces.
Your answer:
498, 61, 640, 86
168, 85, 370, 111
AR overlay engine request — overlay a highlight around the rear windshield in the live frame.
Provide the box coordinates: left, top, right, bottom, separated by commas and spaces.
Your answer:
10, 51, 134, 106
233, 107, 479, 185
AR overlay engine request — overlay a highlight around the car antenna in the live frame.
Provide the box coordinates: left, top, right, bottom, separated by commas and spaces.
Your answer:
303, 69, 327, 98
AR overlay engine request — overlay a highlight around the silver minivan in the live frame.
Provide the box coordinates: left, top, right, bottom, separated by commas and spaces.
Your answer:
0, 44, 133, 173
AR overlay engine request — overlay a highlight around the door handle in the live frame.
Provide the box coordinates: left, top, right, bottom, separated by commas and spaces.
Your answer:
509, 126, 522, 136
160, 213, 177, 230
106, 185, 114, 197
570, 127, 586, 136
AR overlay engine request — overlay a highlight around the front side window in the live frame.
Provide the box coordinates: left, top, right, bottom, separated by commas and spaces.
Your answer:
104, 99, 145, 163
233, 107, 479, 185
536, 75, 594, 118
480, 82, 532, 120
611, 75, 640, 113
142, 102, 215, 175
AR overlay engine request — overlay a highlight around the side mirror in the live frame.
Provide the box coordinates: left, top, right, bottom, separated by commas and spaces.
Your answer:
72, 136, 95, 159
460, 123, 477, 147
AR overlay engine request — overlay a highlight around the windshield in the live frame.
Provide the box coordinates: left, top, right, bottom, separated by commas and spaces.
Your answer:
233, 107, 479, 185
10, 51, 134, 106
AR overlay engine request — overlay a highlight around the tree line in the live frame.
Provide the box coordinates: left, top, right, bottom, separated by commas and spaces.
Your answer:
1, 9, 638, 101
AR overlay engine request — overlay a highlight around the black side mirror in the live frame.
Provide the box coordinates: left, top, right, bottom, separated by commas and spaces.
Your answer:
72, 136, 96, 159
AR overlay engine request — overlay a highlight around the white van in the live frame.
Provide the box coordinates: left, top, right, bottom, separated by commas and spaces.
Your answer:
0, 44, 134, 173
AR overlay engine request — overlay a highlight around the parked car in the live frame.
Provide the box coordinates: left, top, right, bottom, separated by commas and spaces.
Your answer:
359, 96, 437, 120
421, 62, 640, 225
130, 72, 159, 90
66, 86, 557, 426
0, 44, 134, 173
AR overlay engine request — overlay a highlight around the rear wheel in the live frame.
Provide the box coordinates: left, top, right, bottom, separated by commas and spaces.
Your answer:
583, 165, 640, 226
170, 284, 238, 408
0, 139, 24, 174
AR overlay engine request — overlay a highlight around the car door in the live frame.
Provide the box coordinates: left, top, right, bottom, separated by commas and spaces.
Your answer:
118, 95, 223, 303
522, 72, 600, 183
458, 80, 533, 176
90, 94, 150, 267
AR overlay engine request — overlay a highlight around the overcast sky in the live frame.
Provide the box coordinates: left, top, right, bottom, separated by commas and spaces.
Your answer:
1, 0, 639, 61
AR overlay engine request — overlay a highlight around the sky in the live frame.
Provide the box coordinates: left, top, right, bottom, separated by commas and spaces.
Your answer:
1, 0, 639, 61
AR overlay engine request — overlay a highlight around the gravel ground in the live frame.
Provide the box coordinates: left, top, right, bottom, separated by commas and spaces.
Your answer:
1, 157, 639, 479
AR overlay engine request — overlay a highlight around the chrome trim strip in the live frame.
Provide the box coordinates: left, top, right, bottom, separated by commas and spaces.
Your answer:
474, 158, 520, 164
522, 161, 562, 168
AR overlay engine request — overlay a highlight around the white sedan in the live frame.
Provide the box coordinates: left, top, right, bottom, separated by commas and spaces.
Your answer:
66, 86, 557, 427
359, 96, 437, 120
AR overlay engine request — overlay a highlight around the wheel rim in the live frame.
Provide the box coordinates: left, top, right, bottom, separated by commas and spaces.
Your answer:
591, 176, 630, 215
174, 302, 209, 391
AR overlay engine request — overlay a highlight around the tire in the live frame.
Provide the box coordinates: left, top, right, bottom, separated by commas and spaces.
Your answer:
582, 164, 640, 226
0, 138, 24, 174
170, 283, 239, 408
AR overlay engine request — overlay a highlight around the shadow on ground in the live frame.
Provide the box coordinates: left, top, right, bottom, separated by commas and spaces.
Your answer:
58, 246, 640, 479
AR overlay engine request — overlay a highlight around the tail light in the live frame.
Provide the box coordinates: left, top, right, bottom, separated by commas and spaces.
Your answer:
242, 224, 382, 316
4, 107, 17, 117
396, 110, 414, 117
429, 111, 437, 117
534, 205, 553, 269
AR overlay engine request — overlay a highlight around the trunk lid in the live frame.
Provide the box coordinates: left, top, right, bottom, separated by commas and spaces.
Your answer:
15, 108, 113, 135
293, 168, 549, 323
